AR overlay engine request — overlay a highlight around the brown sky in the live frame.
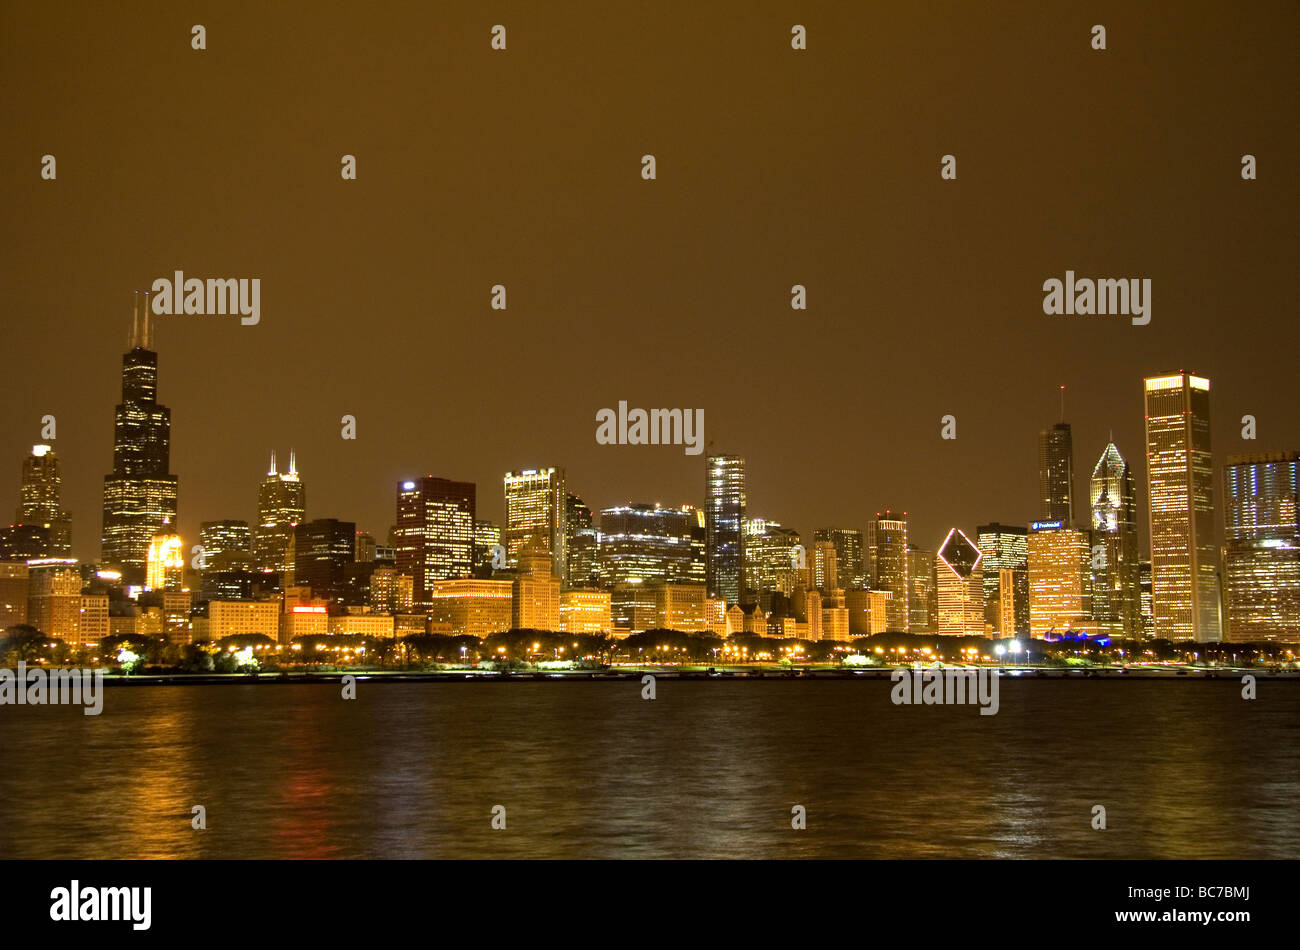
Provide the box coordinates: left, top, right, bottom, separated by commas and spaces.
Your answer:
2, 1, 1297, 562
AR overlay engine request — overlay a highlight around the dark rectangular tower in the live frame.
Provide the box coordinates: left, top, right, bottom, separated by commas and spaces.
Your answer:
100, 295, 178, 583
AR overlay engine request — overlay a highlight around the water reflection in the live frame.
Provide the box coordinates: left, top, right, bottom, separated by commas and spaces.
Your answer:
0, 680, 1295, 859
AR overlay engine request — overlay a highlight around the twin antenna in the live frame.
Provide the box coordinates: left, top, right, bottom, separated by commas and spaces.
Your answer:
268, 450, 298, 477
128, 291, 154, 350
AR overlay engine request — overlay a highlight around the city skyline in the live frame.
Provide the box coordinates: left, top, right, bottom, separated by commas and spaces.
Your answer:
6, 309, 1299, 642
5, 304, 1287, 577
5, 309, 1298, 635
3, 5, 1296, 577
3, 0, 1299, 899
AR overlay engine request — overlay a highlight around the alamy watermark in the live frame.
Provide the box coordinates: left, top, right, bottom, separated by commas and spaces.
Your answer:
1042, 271, 1150, 325
0, 662, 104, 715
151, 270, 260, 325
595, 401, 704, 455
890, 667, 999, 716
50, 881, 150, 930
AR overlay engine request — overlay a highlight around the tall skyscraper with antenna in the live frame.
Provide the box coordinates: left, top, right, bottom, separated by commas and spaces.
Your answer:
100, 293, 178, 582
254, 450, 306, 574
1038, 386, 1075, 524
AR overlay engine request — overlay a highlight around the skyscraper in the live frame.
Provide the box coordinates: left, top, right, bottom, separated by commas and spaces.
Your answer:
253, 451, 306, 574
997, 568, 1028, 638
742, 518, 801, 610
354, 531, 377, 563
811, 540, 838, 590
651, 582, 708, 632
560, 589, 613, 634
813, 527, 865, 589
293, 518, 357, 602
1027, 521, 1091, 638
935, 529, 983, 635
395, 476, 476, 607
503, 468, 566, 579
101, 296, 178, 583
867, 511, 909, 631
1223, 452, 1300, 641
429, 578, 514, 637
565, 492, 600, 587
976, 523, 1028, 636
598, 504, 705, 587
145, 524, 185, 591
846, 588, 892, 636
907, 545, 937, 634
199, 520, 253, 572
15, 442, 72, 557
1038, 422, 1075, 524
600, 503, 705, 630
26, 560, 83, 641
0, 562, 30, 629
1144, 372, 1220, 641
473, 520, 501, 576
369, 564, 415, 615
1089, 441, 1141, 636
705, 454, 745, 605
1139, 561, 1154, 637
513, 540, 561, 631
0, 524, 53, 561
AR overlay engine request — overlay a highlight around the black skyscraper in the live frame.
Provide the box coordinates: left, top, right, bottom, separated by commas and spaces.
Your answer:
294, 517, 357, 602
1038, 422, 1075, 525
101, 295, 178, 583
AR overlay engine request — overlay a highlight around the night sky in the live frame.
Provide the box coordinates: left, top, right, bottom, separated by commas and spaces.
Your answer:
2, 1, 1296, 563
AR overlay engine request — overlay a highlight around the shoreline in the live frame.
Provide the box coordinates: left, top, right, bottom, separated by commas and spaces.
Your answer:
40, 666, 1300, 686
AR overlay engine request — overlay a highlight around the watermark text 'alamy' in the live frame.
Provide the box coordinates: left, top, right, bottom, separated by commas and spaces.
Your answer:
151, 270, 259, 325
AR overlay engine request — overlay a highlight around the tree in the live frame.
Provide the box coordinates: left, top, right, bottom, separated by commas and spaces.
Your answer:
0, 625, 54, 663
179, 644, 214, 673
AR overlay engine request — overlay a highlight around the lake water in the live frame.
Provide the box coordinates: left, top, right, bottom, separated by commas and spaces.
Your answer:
1, 678, 1296, 859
